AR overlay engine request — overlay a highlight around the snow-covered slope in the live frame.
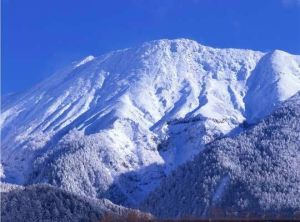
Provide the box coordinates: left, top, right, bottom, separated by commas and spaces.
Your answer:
1, 39, 300, 206
245, 50, 300, 123
142, 92, 300, 218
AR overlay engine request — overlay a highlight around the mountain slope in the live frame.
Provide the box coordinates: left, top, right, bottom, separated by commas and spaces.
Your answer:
0, 183, 148, 222
142, 92, 300, 218
1, 39, 300, 206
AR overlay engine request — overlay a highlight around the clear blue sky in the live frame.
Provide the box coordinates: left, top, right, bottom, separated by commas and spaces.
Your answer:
2, 0, 300, 94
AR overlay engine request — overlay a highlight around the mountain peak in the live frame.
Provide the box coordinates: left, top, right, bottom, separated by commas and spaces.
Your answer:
245, 48, 300, 122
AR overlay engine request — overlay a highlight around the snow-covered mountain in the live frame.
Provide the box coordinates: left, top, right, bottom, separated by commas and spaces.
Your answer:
142, 92, 300, 218
1, 39, 300, 206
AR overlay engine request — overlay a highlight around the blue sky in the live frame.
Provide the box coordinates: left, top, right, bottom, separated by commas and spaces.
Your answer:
2, 0, 300, 94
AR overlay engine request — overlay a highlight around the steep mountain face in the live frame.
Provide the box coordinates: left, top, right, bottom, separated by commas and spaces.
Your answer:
1, 39, 300, 206
142, 92, 300, 218
0, 183, 148, 222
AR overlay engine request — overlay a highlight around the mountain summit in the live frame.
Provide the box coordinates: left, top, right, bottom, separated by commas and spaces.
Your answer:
1, 39, 300, 206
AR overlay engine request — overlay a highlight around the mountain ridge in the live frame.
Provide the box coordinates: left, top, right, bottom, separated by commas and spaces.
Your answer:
0, 182, 149, 222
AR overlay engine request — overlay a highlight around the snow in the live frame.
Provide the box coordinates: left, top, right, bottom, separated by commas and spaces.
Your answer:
244, 50, 300, 123
0, 164, 5, 179
75, 55, 95, 67
1, 38, 300, 205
